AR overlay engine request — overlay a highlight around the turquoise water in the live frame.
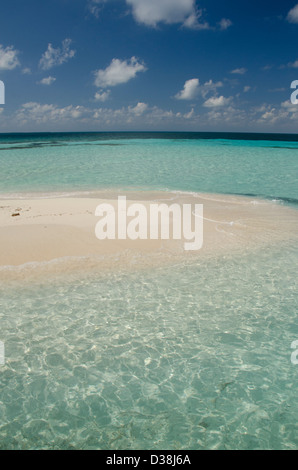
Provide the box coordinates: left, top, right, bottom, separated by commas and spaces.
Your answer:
0, 133, 298, 203
0, 133, 297, 449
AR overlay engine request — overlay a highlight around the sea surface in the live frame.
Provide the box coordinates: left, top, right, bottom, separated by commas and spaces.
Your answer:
0, 132, 297, 449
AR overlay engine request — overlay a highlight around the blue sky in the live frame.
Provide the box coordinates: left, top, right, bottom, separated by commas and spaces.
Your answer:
1, 0, 298, 132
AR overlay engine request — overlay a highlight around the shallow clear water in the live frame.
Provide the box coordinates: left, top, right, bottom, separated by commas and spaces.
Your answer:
0, 245, 297, 450
0, 133, 297, 449
0, 132, 298, 203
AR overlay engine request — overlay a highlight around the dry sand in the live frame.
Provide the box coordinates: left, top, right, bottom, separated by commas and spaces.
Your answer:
0, 191, 297, 281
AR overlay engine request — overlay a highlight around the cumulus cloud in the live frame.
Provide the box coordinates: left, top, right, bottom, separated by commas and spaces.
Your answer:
126, 0, 213, 29
94, 90, 111, 102
230, 68, 247, 75
94, 57, 147, 88
126, 0, 194, 27
15, 101, 188, 128
203, 96, 231, 108
0, 45, 20, 71
11, 95, 298, 131
88, 0, 232, 31
16, 102, 85, 124
38, 76, 56, 86
253, 101, 298, 125
175, 78, 199, 100
182, 10, 210, 30
39, 39, 76, 70
200, 79, 223, 98
287, 4, 298, 23
129, 102, 148, 115
259, 108, 279, 123
93, 103, 198, 126
175, 78, 223, 100
281, 100, 298, 111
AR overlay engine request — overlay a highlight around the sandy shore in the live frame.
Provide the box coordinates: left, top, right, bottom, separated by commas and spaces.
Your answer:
0, 191, 297, 280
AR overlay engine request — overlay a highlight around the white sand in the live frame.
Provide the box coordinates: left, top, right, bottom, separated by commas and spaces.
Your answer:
0, 191, 297, 281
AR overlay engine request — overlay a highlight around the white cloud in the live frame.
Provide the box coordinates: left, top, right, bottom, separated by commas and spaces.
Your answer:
0, 45, 20, 71
88, 0, 107, 17
129, 102, 148, 115
126, 0, 208, 29
94, 57, 147, 88
39, 39, 76, 70
92, 103, 203, 127
206, 105, 244, 124
218, 18, 232, 30
243, 86, 251, 93
281, 100, 298, 111
94, 90, 111, 102
9, 94, 298, 131
182, 10, 210, 30
230, 68, 247, 75
16, 102, 85, 124
200, 79, 223, 98
260, 108, 278, 122
126, 0, 192, 26
184, 108, 195, 119
287, 4, 298, 23
203, 96, 231, 108
88, 0, 231, 31
175, 78, 199, 100
175, 78, 223, 101
288, 59, 298, 68
254, 101, 298, 125
93, 104, 173, 124
38, 76, 56, 86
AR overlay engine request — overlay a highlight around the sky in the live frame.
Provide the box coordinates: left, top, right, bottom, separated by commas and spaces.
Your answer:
1, 0, 298, 133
